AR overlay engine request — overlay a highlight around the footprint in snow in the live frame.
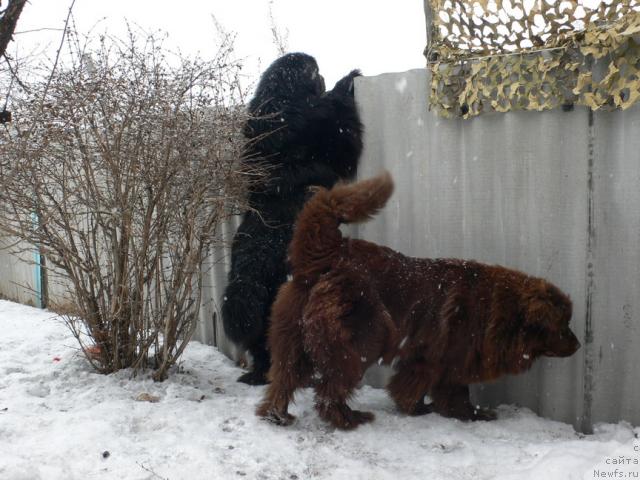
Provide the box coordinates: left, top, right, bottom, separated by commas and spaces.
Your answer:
220, 417, 245, 433
26, 382, 51, 398
427, 441, 464, 453
4, 366, 26, 375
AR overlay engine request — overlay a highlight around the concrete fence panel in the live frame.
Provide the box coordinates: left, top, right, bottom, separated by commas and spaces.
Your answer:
353, 68, 639, 430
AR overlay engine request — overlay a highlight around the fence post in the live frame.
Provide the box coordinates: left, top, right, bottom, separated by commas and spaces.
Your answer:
423, 0, 435, 62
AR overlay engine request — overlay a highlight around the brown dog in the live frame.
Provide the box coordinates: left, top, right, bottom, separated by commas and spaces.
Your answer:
257, 172, 581, 429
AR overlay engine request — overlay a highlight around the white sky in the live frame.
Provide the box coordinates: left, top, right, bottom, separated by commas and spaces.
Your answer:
13, 0, 428, 88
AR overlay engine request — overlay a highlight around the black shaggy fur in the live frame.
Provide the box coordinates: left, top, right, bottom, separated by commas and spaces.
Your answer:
222, 53, 363, 385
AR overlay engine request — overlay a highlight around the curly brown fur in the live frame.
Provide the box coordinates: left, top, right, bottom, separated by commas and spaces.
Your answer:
257, 172, 581, 429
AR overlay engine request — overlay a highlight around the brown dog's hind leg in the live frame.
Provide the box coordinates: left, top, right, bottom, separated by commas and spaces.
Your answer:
388, 358, 434, 416
257, 364, 307, 426
314, 377, 374, 430
430, 383, 496, 421
256, 355, 312, 426
310, 333, 375, 429
303, 273, 376, 429
256, 283, 312, 426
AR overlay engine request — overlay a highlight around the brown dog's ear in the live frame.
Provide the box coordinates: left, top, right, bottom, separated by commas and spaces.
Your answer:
523, 296, 557, 330
521, 281, 571, 331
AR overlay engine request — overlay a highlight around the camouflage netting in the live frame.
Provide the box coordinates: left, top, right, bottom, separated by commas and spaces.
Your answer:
427, 0, 640, 118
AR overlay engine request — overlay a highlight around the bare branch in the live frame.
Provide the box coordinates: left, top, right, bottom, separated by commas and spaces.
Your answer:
0, 0, 27, 58
36, 0, 76, 120
268, 0, 289, 56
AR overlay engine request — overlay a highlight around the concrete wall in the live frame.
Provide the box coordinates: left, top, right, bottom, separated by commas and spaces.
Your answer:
0, 238, 39, 306
589, 108, 640, 426
0, 240, 95, 311
354, 68, 639, 430
195, 215, 242, 360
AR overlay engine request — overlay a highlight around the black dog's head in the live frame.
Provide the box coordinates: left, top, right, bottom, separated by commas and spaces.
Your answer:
243, 52, 327, 144
255, 52, 325, 104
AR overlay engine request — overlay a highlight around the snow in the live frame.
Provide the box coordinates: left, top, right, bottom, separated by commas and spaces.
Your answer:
1, 299, 639, 480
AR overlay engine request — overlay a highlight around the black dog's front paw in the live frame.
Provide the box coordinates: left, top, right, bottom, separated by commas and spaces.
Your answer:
237, 370, 269, 386
333, 69, 362, 96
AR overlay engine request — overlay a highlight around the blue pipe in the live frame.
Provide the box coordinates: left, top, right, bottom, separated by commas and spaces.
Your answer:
31, 212, 43, 309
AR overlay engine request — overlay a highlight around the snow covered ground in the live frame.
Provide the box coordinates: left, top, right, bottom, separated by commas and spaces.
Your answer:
0, 300, 638, 480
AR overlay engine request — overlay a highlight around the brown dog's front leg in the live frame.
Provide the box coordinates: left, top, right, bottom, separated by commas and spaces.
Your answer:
430, 383, 496, 421
388, 358, 433, 416
257, 282, 313, 426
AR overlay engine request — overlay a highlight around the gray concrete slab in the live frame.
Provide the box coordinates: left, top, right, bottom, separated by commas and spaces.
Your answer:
353, 69, 640, 430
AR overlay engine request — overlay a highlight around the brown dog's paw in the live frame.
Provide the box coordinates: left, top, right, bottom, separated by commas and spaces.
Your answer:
332, 409, 375, 430
259, 408, 296, 426
256, 403, 296, 426
316, 402, 375, 430
345, 409, 375, 429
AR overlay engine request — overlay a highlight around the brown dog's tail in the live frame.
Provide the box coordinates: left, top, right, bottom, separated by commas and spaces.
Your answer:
289, 171, 394, 282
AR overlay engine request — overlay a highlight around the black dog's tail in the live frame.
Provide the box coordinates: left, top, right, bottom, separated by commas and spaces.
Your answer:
289, 171, 394, 283
222, 279, 271, 347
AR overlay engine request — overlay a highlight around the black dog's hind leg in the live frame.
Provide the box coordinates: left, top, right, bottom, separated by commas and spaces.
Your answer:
222, 222, 290, 386
222, 278, 275, 386
238, 335, 271, 385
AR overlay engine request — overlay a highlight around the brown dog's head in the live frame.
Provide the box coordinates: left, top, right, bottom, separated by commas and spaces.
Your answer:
521, 281, 581, 359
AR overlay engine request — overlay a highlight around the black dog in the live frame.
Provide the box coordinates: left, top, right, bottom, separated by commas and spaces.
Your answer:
222, 53, 362, 385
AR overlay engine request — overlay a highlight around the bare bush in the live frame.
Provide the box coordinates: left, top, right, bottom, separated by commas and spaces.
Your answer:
0, 27, 258, 380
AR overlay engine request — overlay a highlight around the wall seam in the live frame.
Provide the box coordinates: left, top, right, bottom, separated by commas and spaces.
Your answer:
581, 108, 596, 434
